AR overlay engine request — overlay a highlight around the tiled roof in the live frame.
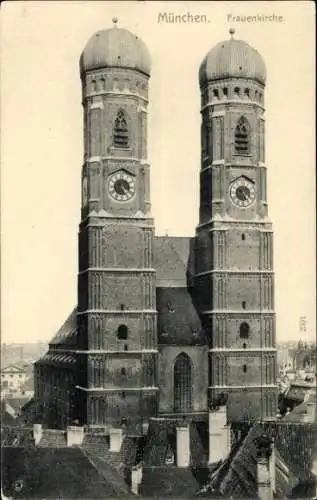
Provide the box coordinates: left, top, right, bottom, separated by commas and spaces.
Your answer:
140, 466, 201, 497
81, 434, 135, 495
199, 421, 317, 498
49, 308, 78, 347
2, 446, 126, 498
37, 351, 77, 367
153, 236, 194, 287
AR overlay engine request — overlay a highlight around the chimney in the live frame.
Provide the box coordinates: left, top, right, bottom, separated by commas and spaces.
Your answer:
269, 438, 276, 494
208, 404, 230, 464
66, 426, 84, 447
131, 464, 143, 495
33, 424, 43, 445
109, 427, 123, 452
254, 434, 274, 500
176, 425, 190, 467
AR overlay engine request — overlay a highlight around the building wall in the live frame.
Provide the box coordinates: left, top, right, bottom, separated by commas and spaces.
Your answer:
158, 346, 208, 413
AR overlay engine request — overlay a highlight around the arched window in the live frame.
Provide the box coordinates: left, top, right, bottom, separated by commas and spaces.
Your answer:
243, 364, 247, 373
244, 88, 250, 98
213, 89, 219, 99
241, 234, 245, 241
117, 324, 128, 340
223, 87, 228, 97
235, 116, 250, 154
174, 353, 192, 412
242, 301, 246, 309
240, 322, 250, 339
234, 87, 240, 97
113, 110, 129, 148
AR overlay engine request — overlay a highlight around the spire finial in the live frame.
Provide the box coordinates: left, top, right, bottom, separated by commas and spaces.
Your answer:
229, 28, 235, 39
112, 17, 118, 27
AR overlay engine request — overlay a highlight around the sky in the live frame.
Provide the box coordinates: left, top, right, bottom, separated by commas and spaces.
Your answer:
1, 1, 316, 344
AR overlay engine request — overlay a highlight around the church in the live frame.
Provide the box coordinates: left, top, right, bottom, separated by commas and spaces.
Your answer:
34, 19, 278, 437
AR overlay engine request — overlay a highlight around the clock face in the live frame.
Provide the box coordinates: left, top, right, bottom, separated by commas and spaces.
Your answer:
109, 172, 135, 201
230, 178, 256, 207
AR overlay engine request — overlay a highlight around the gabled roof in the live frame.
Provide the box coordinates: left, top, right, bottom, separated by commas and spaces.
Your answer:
2, 447, 128, 498
1, 363, 29, 374
49, 309, 78, 347
153, 236, 194, 287
199, 421, 317, 498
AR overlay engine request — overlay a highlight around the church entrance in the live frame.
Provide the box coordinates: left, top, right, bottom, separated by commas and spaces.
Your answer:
174, 353, 192, 412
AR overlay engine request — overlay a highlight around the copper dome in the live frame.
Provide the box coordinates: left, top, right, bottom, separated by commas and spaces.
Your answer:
199, 37, 266, 87
80, 21, 151, 77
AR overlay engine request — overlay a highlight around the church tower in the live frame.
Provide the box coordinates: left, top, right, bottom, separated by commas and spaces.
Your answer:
194, 30, 278, 422
76, 19, 158, 431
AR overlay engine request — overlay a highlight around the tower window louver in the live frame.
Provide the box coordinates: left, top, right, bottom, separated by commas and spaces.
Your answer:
235, 116, 250, 154
113, 110, 129, 148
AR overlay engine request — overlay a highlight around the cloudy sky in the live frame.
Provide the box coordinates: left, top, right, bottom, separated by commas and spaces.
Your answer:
1, 1, 315, 343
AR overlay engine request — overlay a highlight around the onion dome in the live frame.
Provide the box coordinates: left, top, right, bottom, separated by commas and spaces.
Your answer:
80, 18, 151, 76
199, 28, 266, 87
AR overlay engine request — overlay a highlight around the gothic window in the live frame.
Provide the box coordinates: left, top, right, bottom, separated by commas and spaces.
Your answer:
235, 116, 250, 155
117, 325, 128, 340
113, 110, 129, 148
174, 353, 192, 412
240, 322, 250, 339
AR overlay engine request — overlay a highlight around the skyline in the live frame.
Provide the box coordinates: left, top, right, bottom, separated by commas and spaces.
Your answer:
1, 1, 316, 343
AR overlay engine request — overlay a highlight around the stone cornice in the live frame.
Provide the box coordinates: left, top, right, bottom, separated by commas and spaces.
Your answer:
201, 99, 265, 112
209, 348, 277, 353
76, 385, 158, 392
194, 269, 274, 278
196, 218, 273, 231
77, 309, 157, 316
209, 384, 277, 390
201, 310, 275, 315
78, 267, 156, 275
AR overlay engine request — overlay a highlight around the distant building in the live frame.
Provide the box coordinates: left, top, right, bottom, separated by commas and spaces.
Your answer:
1, 363, 33, 394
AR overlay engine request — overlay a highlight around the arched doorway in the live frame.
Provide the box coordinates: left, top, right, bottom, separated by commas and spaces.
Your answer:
174, 353, 192, 412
